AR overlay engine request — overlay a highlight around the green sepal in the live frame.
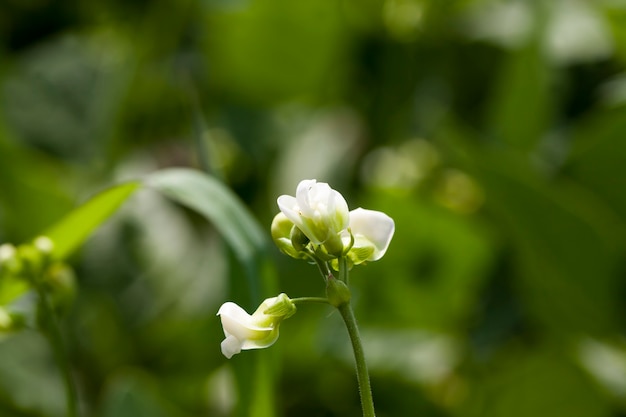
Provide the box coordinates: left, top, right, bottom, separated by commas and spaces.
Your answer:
262, 293, 297, 320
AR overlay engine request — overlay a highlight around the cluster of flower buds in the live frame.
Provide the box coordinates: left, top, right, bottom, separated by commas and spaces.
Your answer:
0, 236, 75, 331
0, 236, 54, 280
272, 179, 394, 269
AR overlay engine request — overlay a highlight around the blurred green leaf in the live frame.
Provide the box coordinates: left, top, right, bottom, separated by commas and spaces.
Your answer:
475, 151, 624, 337
206, 0, 349, 103
487, 19, 552, 151
100, 371, 180, 417
2, 35, 132, 162
0, 275, 29, 306
0, 332, 66, 417
147, 168, 266, 266
463, 345, 611, 417
43, 182, 141, 261
0, 135, 72, 242
566, 105, 626, 219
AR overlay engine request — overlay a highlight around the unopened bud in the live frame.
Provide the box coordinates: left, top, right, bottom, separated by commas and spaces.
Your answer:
326, 276, 351, 307
290, 226, 310, 253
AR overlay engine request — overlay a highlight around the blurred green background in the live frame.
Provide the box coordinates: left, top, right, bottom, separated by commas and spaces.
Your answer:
2, 0, 626, 416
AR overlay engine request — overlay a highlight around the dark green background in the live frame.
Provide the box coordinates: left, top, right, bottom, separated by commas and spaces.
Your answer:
1, 0, 626, 416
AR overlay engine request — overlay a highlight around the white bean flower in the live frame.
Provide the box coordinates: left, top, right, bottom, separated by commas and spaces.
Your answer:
343, 208, 395, 265
217, 293, 296, 359
277, 180, 349, 251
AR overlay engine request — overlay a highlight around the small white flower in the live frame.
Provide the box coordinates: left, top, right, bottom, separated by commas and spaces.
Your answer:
343, 208, 395, 265
0, 244, 16, 264
277, 180, 349, 246
217, 294, 295, 359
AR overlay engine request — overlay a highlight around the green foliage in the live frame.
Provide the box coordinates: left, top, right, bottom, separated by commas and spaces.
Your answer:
0, 168, 276, 416
1, 0, 626, 416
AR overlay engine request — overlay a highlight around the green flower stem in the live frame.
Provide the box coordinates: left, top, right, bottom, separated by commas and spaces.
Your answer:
291, 297, 330, 305
338, 257, 348, 284
36, 286, 78, 417
338, 302, 375, 417
312, 256, 374, 416
312, 257, 331, 280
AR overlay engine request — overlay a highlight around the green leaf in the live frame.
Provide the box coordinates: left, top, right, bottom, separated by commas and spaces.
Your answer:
0, 332, 67, 416
475, 151, 624, 337
43, 182, 141, 261
0, 275, 30, 306
146, 168, 267, 282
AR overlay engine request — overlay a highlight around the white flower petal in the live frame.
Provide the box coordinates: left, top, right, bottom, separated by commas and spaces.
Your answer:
221, 335, 242, 359
349, 208, 395, 261
217, 302, 272, 340
240, 329, 280, 350
276, 195, 300, 224
217, 302, 250, 322
277, 192, 323, 244
296, 179, 318, 218
277, 179, 350, 246
329, 190, 349, 230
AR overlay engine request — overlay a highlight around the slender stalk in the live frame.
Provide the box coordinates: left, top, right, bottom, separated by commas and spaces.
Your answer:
338, 257, 348, 284
312, 257, 331, 281
291, 297, 331, 305
36, 286, 78, 417
338, 302, 375, 417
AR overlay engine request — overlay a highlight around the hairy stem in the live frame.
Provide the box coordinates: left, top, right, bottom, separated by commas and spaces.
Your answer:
338, 302, 375, 417
338, 257, 348, 284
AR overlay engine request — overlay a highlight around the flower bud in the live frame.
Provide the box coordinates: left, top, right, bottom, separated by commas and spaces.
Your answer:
271, 213, 308, 259
16, 245, 42, 279
33, 236, 54, 257
326, 276, 351, 307
289, 226, 310, 253
0, 244, 21, 276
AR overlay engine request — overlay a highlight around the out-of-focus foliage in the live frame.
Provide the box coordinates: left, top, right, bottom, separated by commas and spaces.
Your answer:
1, 0, 626, 416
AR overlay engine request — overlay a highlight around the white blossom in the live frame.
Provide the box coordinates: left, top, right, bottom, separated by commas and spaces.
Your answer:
217, 294, 295, 359
277, 180, 349, 246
